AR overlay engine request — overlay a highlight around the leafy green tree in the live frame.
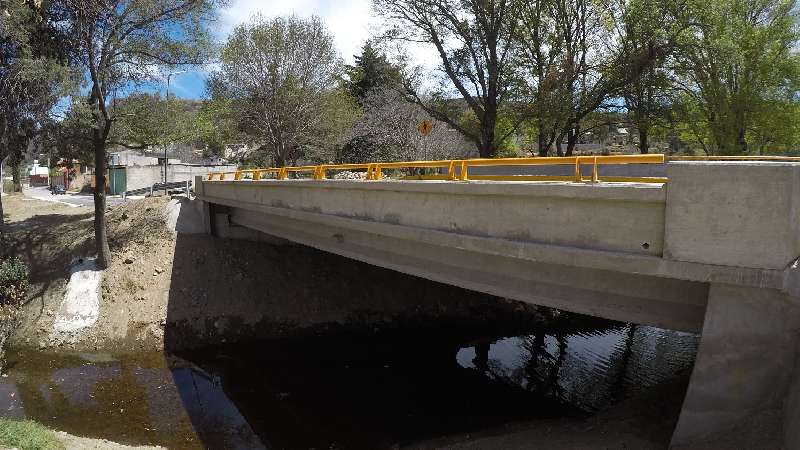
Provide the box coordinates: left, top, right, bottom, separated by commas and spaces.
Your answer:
375, 0, 524, 158
192, 97, 241, 158
209, 15, 348, 167
615, 0, 688, 154
0, 0, 73, 224
109, 93, 199, 150
57, 0, 219, 268
675, 0, 800, 154
344, 41, 402, 104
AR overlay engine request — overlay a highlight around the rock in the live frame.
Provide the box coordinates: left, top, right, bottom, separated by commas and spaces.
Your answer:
124, 257, 134, 264
154, 266, 164, 274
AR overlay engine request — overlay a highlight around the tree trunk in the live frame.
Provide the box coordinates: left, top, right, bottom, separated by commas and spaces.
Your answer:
736, 127, 747, 155
274, 152, 286, 168
639, 126, 649, 154
537, 131, 548, 157
479, 110, 497, 158
93, 129, 111, 269
11, 162, 20, 193
555, 134, 564, 157
565, 126, 578, 157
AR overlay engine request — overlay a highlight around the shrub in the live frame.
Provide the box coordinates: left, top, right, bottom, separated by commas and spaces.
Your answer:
0, 257, 29, 306
0, 419, 64, 450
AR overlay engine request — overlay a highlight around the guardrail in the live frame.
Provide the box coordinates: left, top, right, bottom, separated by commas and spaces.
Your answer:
123, 180, 192, 199
205, 154, 668, 184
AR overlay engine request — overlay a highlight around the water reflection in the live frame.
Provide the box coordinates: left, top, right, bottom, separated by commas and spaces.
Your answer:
0, 321, 699, 449
456, 325, 699, 412
0, 352, 261, 449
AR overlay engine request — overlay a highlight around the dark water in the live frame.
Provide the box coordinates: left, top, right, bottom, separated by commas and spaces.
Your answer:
0, 321, 698, 449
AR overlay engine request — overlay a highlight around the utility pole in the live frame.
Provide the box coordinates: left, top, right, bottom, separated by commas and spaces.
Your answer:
164, 70, 186, 195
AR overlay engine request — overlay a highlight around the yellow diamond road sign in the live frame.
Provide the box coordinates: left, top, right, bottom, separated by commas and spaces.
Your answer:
418, 120, 433, 136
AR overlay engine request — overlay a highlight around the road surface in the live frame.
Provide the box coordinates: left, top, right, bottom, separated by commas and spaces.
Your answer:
22, 186, 127, 208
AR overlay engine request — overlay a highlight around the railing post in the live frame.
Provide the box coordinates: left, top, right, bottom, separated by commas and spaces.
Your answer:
591, 156, 599, 183
253, 170, 261, 181
459, 161, 469, 181
574, 157, 582, 182
234, 171, 241, 181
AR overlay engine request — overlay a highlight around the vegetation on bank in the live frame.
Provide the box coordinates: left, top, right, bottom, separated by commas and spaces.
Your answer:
0, 419, 64, 450
0, 257, 28, 307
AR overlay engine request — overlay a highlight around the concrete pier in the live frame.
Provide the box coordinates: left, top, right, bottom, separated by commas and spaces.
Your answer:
194, 160, 800, 448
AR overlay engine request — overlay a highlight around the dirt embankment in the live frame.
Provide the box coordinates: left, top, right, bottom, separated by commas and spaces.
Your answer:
4, 193, 552, 352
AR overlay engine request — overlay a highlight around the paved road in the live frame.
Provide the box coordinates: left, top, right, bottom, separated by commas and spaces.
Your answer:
22, 186, 127, 208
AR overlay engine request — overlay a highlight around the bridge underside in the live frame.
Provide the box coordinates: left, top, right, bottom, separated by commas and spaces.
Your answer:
212, 201, 709, 333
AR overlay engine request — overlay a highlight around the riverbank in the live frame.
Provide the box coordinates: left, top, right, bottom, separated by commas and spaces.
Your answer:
0, 418, 164, 450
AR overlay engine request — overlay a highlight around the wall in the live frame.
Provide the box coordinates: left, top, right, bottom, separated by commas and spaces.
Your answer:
126, 164, 236, 192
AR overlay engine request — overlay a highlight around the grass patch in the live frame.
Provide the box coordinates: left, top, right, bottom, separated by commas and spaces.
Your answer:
0, 419, 64, 450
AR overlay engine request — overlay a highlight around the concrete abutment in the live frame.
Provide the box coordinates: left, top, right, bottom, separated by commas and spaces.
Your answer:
672, 284, 800, 446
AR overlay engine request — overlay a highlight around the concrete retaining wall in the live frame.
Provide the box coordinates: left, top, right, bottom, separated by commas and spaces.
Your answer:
126, 164, 236, 192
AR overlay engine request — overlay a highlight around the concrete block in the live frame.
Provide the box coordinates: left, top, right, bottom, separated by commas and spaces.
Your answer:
787, 354, 800, 450
672, 284, 800, 446
664, 161, 800, 270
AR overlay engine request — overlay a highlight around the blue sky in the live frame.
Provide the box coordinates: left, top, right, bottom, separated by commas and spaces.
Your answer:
159, 0, 381, 100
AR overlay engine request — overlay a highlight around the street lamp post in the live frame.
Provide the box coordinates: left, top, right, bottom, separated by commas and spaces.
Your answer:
164, 70, 186, 195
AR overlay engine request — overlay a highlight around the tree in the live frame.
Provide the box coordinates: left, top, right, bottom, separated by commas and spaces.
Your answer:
109, 93, 199, 151
209, 15, 346, 167
375, 0, 523, 158
675, 0, 800, 154
516, 0, 683, 156
57, 0, 219, 268
0, 0, 73, 225
616, 0, 688, 154
343, 87, 474, 163
344, 41, 402, 104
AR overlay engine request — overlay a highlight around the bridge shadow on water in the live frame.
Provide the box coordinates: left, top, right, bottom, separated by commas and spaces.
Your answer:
156, 217, 699, 449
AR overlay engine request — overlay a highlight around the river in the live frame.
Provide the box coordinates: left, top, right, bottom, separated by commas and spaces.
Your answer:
0, 315, 698, 449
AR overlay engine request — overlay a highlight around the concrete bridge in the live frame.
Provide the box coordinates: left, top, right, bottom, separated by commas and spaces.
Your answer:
193, 156, 800, 448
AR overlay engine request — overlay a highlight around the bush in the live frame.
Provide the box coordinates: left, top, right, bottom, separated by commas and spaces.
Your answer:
0, 257, 29, 306
0, 419, 64, 450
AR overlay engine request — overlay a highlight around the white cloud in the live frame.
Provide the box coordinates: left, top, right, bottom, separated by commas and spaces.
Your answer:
217, 0, 441, 69
219, 0, 374, 64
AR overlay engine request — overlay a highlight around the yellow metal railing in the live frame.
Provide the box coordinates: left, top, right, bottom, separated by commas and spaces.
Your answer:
668, 155, 800, 162
206, 154, 668, 183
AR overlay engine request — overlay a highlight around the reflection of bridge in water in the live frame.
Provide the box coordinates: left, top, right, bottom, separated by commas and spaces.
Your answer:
194, 154, 800, 447
461, 324, 699, 413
